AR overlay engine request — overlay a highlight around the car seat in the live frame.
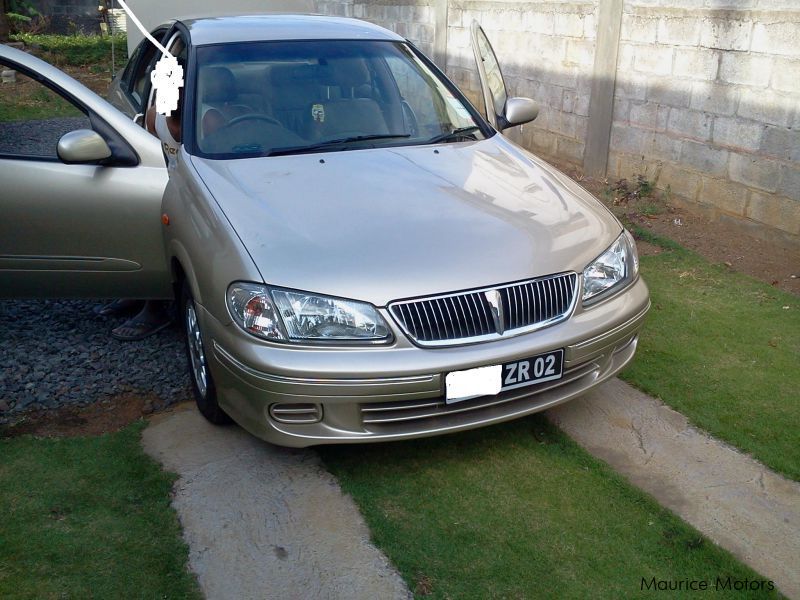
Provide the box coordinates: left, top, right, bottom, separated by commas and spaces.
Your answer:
197, 66, 253, 138
314, 58, 391, 139
264, 64, 324, 139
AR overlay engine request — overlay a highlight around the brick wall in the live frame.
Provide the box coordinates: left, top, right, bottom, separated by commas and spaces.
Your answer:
356, 0, 436, 58
30, 0, 100, 33
315, 0, 799, 244
610, 2, 800, 241
315, 0, 436, 58
445, 1, 598, 173
33, 0, 96, 17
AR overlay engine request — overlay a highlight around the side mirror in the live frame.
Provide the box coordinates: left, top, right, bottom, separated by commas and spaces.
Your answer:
502, 97, 539, 129
57, 129, 112, 164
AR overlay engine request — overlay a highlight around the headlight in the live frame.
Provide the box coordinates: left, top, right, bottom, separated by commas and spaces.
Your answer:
227, 283, 391, 343
582, 230, 639, 304
227, 283, 287, 340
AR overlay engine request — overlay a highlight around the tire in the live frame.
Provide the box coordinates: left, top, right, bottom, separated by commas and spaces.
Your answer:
180, 281, 232, 425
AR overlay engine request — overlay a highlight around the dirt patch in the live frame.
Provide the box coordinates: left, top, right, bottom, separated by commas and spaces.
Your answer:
0, 393, 159, 438
60, 64, 115, 95
634, 240, 663, 257
25, 47, 116, 95
630, 208, 799, 295
554, 162, 800, 297
414, 574, 434, 596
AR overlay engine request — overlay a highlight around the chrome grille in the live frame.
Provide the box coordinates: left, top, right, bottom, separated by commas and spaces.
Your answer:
389, 273, 578, 346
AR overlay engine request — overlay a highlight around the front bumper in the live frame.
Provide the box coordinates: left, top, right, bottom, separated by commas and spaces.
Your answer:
202, 277, 650, 447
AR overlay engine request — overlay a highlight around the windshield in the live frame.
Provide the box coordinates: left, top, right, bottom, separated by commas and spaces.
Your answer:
192, 40, 488, 158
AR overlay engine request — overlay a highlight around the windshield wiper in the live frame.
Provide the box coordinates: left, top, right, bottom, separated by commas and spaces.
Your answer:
268, 133, 411, 157
426, 126, 481, 145
232, 143, 263, 153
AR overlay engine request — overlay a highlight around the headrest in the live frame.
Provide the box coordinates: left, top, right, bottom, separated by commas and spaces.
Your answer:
269, 64, 321, 86
324, 57, 370, 88
199, 66, 236, 103
267, 64, 322, 110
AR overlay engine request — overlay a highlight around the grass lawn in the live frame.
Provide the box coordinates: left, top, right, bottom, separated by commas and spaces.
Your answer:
0, 423, 201, 599
10, 33, 127, 67
623, 228, 800, 481
322, 418, 779, 599
1, 33, 126, 122
0, 78, 85, 122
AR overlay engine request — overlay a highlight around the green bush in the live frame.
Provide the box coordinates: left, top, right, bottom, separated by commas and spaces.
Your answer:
10, 32, 128, 66
6, 12, 32, 27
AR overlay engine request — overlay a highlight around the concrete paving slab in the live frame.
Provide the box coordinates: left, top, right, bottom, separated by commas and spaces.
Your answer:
548, 379, 800, 599
141, 404, 410, 600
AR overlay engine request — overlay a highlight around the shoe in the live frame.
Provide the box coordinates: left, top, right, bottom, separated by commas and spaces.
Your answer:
110, 316, 172, 341
93, 299, 145, 318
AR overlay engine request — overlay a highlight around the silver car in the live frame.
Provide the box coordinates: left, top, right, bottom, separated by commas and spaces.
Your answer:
0, 15, 649, 446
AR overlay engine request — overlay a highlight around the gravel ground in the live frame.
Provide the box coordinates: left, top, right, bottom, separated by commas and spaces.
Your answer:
0, 117, 91, 156
0, 300, 191, 420
0, 117, 191, 421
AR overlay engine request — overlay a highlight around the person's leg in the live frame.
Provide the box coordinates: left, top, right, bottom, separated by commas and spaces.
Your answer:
110, 300, 172, 341
93, 298, 144, 317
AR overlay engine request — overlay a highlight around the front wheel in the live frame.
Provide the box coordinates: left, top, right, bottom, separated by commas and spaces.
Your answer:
181, 281, 231, 425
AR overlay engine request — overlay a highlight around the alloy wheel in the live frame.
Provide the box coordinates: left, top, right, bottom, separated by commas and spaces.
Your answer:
185, 299, 208, 398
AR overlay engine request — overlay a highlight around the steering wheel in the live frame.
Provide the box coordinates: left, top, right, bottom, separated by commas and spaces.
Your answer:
224, 113, 282, 128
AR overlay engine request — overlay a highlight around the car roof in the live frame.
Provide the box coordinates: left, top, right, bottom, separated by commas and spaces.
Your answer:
176, 14, 404, 46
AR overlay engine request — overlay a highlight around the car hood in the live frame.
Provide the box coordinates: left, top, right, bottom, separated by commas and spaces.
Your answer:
190, 136, 620, 306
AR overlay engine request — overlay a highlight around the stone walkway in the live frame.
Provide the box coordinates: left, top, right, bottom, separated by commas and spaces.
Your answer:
548, 379, 800, 599
142, 405, 410, 600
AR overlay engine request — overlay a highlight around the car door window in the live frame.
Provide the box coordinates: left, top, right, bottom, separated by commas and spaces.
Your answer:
130, 45, 160, 108
471, 22, 508, 125
126, 29, 168, 111
475, 31, 506, 115
0, 64, 91, 158
144, 33, 187, 111
120, 38, 144, 90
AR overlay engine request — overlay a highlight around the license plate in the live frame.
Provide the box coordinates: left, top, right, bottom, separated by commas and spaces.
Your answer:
445, 349, 564, 404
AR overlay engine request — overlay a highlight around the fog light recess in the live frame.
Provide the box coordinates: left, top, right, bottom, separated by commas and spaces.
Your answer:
269, 403, 323, 424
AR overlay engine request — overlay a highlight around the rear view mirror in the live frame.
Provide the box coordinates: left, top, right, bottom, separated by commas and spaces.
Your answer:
57, 129, 112, 164
502, 97, 539, 129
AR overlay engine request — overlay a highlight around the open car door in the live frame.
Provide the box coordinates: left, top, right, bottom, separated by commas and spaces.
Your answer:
0, 45, 171, 299
470, 21, 539, 132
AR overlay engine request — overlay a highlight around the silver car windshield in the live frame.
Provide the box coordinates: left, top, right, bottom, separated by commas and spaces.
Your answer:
192, 40, 487, 158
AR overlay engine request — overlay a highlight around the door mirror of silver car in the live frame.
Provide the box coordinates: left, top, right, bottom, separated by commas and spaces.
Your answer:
57, 129, 113, 164
502, 97, 539, 129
